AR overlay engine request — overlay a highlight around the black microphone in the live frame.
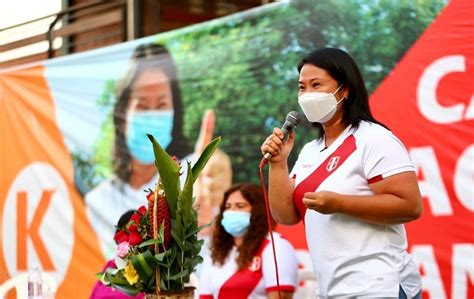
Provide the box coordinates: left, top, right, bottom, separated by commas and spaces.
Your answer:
263, 111, 302, 160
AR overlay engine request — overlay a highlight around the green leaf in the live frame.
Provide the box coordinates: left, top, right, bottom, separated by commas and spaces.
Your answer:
110, 283, 141, 296
193, 255, 204, 266
160, 279, 168, 291
147, 134, 180, 217
146, 272, 157, 289
179, 162, 194, 225
130, 250, 158, 282
159, 220, 165, 239
155, 261, 170, 268
168, 244, 178, 264
105, 272, 140, 296
191, 137, 221, 183
171, 229, 185, 251
168, 269, 189, 281
154, 251, 167, 262
138, 238, 163, 248
184, 219, 215, 239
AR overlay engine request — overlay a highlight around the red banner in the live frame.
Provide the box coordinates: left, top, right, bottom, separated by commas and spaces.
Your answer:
371, 0, 474, 298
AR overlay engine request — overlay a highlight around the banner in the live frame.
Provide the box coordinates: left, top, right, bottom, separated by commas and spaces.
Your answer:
1, 0, 471, 298
370, 1, 473, 297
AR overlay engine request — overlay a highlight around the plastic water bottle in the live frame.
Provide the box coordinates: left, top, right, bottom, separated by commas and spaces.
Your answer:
27, 267, 43, 299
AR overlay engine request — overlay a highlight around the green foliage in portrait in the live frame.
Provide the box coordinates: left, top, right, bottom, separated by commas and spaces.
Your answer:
73, 0, 446, 189
159, 0, 446, 183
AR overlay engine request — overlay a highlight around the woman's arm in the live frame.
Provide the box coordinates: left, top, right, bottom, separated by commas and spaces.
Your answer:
262, 129, 301, 225
268, 291, 293, 299
302, 171, 423, 224
268, 162, 300, 225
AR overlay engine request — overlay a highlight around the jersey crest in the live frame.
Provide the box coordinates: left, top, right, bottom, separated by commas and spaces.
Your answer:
293, 135, 357, 219
249, 256, 261, 272
326, 156, 340, 171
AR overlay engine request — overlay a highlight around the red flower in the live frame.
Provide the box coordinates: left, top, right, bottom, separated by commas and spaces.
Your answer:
138, 205, 147, 215
128, 225, 143, 245
114, 230, 129, 244
130, 213, 142, 225
147, 191, 154, 201
147, 190, 171, 252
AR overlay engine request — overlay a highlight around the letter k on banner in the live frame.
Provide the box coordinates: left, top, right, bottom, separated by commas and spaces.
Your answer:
17, 189, 55, 271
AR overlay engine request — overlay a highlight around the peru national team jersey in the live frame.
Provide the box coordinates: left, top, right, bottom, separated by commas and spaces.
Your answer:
198, 233, 298, 299
290, 121, 421, 298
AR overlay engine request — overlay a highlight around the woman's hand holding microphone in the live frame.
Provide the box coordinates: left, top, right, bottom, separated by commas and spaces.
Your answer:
260, 128, 296, 164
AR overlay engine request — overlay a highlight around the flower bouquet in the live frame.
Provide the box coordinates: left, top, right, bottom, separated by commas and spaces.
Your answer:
98, 134, 221, 298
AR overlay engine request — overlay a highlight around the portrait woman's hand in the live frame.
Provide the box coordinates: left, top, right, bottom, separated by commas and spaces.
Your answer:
193, 110, 232, 235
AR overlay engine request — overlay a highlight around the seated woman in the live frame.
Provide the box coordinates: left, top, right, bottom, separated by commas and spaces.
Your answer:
89, 210, 144, 299
198, 183, 298, 299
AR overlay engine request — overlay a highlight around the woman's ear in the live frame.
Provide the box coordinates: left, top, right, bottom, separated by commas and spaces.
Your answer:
342, 87, 349, 99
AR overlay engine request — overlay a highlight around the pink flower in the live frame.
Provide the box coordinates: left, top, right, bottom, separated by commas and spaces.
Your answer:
116, 241, 130, 258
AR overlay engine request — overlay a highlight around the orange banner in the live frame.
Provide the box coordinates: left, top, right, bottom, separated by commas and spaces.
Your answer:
0, 66, 104, 298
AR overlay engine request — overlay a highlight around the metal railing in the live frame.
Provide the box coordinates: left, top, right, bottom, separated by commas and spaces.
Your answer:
0, 0, 129, 67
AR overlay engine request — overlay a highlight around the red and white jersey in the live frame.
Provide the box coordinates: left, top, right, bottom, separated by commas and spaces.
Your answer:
291, 121, 421, 298
198, 233, 298, 299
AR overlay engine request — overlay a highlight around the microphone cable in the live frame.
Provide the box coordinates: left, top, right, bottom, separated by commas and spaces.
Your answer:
258, 157, 282, 299
257, 111, 301, 299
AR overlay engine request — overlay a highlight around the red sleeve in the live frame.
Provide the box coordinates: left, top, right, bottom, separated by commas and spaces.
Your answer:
266, 285, 296, 293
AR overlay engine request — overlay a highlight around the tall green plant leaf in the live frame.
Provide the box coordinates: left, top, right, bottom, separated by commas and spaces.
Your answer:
179, 162, 194, 224
191, 137, 221, 183
147, 134, 180, 215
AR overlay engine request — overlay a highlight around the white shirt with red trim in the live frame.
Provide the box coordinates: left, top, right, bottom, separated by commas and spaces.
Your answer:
198, 233, 298, 299
290, 121, 421, 298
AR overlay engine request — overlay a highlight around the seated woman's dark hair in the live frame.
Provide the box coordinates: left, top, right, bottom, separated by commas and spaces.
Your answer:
210, 183, 275, 270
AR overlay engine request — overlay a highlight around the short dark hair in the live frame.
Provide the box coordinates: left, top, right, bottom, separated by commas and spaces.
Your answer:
297, 47, 387, 137
112, 43, 191, 184
115, 209, 135, 244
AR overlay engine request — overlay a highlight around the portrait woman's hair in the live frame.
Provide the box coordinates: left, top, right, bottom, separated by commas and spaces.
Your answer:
113, 43, 191, 183
210, 183, 275, 269
297, 47, 387, 138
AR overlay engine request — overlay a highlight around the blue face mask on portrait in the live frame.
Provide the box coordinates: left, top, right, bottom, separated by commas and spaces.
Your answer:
221, 210, 251, 237
126, 110, 174, 164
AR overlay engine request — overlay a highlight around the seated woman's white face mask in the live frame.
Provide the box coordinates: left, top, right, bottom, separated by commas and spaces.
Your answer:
298, 84, 344, 123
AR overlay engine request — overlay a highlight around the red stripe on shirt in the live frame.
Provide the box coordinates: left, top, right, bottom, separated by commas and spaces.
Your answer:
199, 295, 213, 299
368, 174, 383, 184
218, 240, 270, 299
293, 135, 357, 219
266, 285, 296, 293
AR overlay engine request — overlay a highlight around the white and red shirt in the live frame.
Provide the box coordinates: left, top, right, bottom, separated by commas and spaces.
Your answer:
198, 233, 298, 299
290, 121, 421, 298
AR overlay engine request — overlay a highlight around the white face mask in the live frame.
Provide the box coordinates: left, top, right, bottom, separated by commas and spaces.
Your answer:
298, 85, 344, 123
